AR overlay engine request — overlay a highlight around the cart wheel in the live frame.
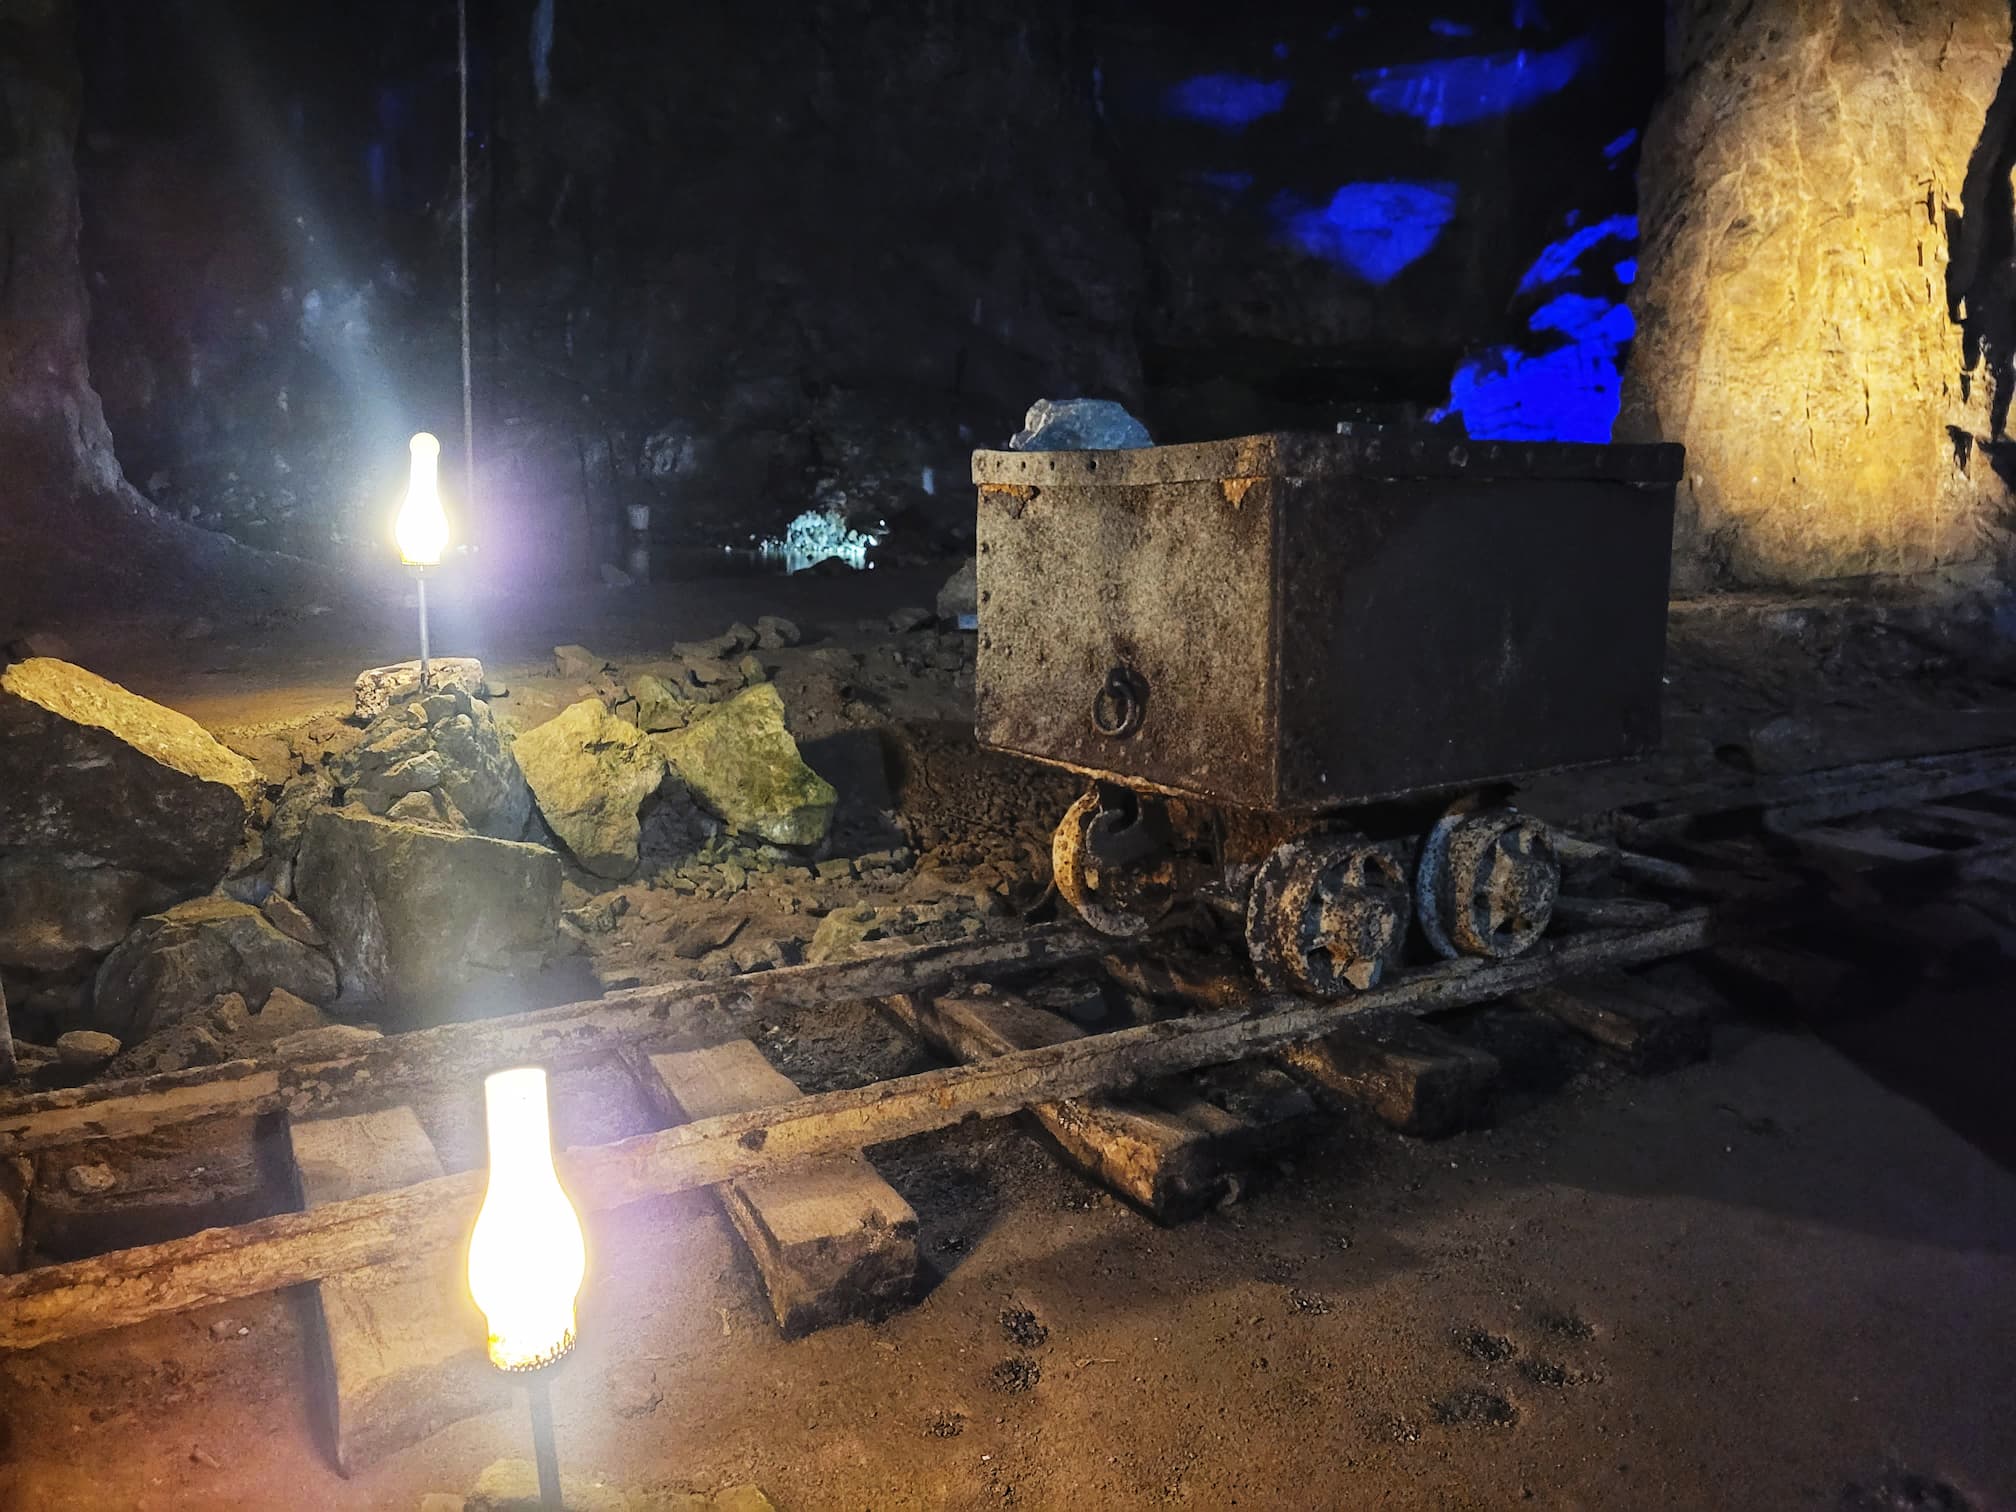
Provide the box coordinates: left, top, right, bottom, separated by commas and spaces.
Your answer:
1415, 806, 1558, 960
1245, 836, 1412, 996
1052, 789, 1153, 938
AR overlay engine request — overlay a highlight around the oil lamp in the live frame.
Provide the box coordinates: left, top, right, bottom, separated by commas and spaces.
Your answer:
467, 1066, 586, 1510
395, 431, 449, 689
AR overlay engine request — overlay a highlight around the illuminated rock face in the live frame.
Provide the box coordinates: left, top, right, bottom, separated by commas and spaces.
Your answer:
0, 658, 261, 885
1621, 0, 2014, 586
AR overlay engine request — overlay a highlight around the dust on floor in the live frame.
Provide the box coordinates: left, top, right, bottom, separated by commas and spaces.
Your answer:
2, 1027, 2011, 1510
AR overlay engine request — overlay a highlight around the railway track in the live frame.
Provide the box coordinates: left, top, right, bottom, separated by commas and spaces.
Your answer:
3, 742, 2013, 1467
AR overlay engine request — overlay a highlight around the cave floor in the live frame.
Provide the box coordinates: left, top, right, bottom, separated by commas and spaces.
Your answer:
4, 1021, 2013, 1511
4, 560, 2016, 1509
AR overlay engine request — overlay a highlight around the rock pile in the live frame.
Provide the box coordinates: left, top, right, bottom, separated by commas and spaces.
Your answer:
623, 618, 800, 734
331, 682, 531, 840
0, 657, 274, 1062
102, 986, 371, 1078
515, 631, 834, 878
0, 650, 566, 1069
91, 895, 339, 1044
1, 611, 959, 1075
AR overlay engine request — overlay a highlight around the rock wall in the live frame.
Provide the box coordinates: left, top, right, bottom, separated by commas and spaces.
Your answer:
0, 0, 340, 621
0, 0, 151, 587
1620, 0, 2016, 588
64, 0, 1661, 579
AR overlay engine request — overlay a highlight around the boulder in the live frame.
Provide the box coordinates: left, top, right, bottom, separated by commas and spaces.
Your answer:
92, 896, 339, 1043
0, 853, 179, 973
0, 658, 260, 885
514, 699, 667, 878
385, 788, 467, 827
680, 652, 737, 688
261, 893, 326, 949
654, 683, 837, 848
352, 658, 486, 721
754, 615, 801, 650
553, 644, 606, 679
936, 557, 977, 624
54, 1029, 119, 1067
632, 672, 699, 733
256, 985, 329, 1036
294, 808, 561, 1013
266, 768, 337, 861
431, 706, 533, 839
805, 905, 902, 964
1008, 397, 1152, 452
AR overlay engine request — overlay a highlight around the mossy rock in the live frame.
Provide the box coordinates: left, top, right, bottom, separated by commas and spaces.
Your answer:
654, 683, 835, 848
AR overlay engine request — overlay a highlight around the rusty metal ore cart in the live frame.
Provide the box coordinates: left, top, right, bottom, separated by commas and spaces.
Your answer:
971, 429, 1684, 997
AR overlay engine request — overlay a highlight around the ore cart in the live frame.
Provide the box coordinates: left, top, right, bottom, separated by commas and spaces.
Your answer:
970, 429, 1684, 997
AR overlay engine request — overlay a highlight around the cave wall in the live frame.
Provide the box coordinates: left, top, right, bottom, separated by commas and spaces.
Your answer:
476, 0, 1148, 574
1620, 0, 2016, 589
1, 0, 140, 538
65, 0, 1664, 582
0, 0, 293, 622
1090, 0, 1657, 442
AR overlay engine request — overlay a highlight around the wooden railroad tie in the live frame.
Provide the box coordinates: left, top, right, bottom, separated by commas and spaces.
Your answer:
887, 987, 1313, 1222
622, 1040, 920, 1337
285, 1107, 502, 1475
1277, 1016, 1500, 1138
1515, 973, 1711, 1074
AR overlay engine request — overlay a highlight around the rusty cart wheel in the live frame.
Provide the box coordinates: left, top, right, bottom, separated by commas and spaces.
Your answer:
1052, 788, 1156, 938
1415, 806, 1559, 960
1244, 835, 1413, 996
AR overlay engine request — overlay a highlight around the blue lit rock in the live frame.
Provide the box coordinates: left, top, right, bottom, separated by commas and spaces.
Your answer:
1009, 398, 1152, 452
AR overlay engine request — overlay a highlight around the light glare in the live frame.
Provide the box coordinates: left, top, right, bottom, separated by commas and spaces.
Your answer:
466, 1067, 586, 1372
396, 431, 450, 566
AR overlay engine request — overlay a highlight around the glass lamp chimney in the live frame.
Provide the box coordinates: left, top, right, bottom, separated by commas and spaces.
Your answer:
466, 1067, 586, 1372
396, 431, 449, 567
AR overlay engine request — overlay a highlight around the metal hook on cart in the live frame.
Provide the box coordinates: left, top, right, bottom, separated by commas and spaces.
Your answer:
1091, 665, 1148, 738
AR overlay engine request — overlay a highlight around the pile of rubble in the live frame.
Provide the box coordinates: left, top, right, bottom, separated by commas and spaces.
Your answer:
0, 618, 887, 1087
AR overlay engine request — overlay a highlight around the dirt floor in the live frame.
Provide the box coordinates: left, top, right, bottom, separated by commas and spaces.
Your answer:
4, 559, 2016, 1509
5, 1022, 2014, 1511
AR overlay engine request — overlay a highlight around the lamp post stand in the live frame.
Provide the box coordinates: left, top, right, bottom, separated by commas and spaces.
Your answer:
412, 566, 432, 692
524, 1370, 563, 1511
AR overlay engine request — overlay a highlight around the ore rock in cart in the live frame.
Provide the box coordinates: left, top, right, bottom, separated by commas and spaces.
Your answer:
969, 428, 1684, 996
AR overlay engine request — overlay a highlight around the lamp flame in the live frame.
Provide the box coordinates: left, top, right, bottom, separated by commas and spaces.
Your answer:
396, 431, 449, 567
467, 1067, 586, 1372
